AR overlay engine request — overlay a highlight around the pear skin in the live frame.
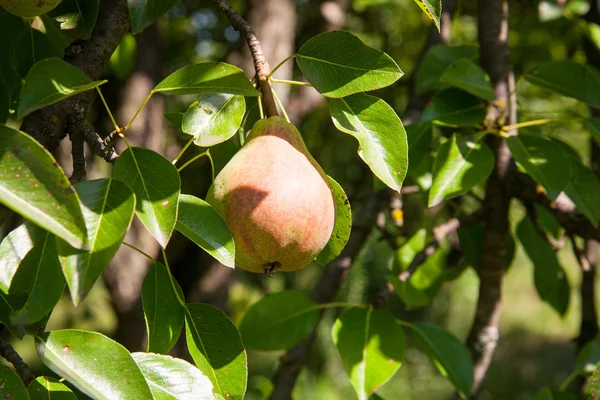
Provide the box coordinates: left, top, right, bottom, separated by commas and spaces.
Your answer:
0, 0, 62, 17
207, 117, 336, 273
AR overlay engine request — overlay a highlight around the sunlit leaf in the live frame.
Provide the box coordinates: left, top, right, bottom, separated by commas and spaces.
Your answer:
296, 30, 402, 98
36, 329, 153, 399
413, 0, 442, 32
0, 125, 87, 248
28, 376, 77, 400
330, 93, 408, 192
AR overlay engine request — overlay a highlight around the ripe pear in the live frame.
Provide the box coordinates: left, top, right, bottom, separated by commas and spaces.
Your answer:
206, 116, 336, 273
0, 0, 61, 17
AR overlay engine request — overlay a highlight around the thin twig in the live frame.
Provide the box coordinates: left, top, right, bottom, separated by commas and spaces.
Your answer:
213, 0, 279, 117
0, 336, 35, 386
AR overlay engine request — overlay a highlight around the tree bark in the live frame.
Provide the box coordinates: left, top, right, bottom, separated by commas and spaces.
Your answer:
464, 0, 516, 396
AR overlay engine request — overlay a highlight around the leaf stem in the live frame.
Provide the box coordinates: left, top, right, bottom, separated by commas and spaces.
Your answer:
172, 137, 195, 166
270, 78, 311, 87
122, 242, 155, 262
559, 370, 583, 391
267, 54, 296, 78
271, 86, 290, 123
96, 87, 119, 131
177, 150, 213, 179
124, 92, 154, 132
501, 118, 557, 131
257, 96, 264, 120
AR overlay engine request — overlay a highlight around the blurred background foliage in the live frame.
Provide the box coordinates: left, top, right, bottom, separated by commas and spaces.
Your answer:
4, 0, 600, 398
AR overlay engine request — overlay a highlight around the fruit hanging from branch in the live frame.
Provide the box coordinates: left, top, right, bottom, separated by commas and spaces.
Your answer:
0, 0, 62, 17
207, 116, 336, 274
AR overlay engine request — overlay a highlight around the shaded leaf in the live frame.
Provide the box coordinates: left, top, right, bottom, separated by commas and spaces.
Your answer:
416, 45, 478, 94
577, 339, 600, 374
525, 61, 600, 108
0, 11, 25, 95
36, 329, 153, 399
57, 179, 136, 306
440, 58, 495, 101
583, 118, 600, 145
128, 0, 181, 34
408, 322, 473, 397
387, 229, 446, 309
132, 352, 214, 400
0, 291, 25, 338
0, 366, 28, 400
28, 376, 77, 400
428, 134, 494, 207
406, 123, 433, 174
534, 388, 578, 400
296, 30, 402, 98
113, 147, 180, 248
154, 62, 259, 97
316, 177, 352, 265
422, 88, 486, 127
564, 161, 600, 227
8, 224, 63, 325
507, 135, 571, 200
10, 29, 63, 78
49, 0, 99, 40
0, 125, 87, 248
182, 93, 245, 147
142, 262, 185, 354
517, 215, 570, 316
18, 57, 106, 119
185, 303, 247, 400
39, 14, 73, 50
330, 93, 408, 192
176, 194, 235, 268
332, 308, 405, 400
239, 290, 319, 351
109, 33, 137, 81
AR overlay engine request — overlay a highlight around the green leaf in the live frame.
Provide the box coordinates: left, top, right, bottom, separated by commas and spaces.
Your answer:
577, 339, 600, 374
18, 57, 107, 119
0, 125, 87, 248
113, 147, 180, 248
387, 229, 446, 309
332, 308, 405, 400
36, 329, 153, 399
57, 179, 136, 306
182, 94, 246, 147
0, 11, 25, 95
525, 61, 600, 108
413, 0, 442, 32
586, 365, 600, 398
440, 58, 495, 101
0, 291, 25, 338
534, 388, 578, 400
507, 135, 571, 200
583, 118, 600, 145
422, 88, 486, 127
39, 14, 73, 50
428, 134, 494, 207
109, 33, 137, 81
49, 0, 99, 40
239, 290, 320, 351
416, 45, 478, 94
10, 29, 63, 78
154, 62, 259, 97
330, 93, 408, 192
406, 123, 433, 174
7, 224, 63, 325
132, 352, 214, 400
176, 194, 235, 268
28, 376, 77, 400
564, 161, 600, 227
296, 30, 403, 98
0, 366, 28, 400
408, 322, 473, 397
128, 0, 180, 34
517, 215, 570, 316
142, 262, 185, 354
185, 303, 247, 400
316, 177, 352, 265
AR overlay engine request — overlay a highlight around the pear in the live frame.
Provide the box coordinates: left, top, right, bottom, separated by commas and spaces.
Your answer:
0, 0, 62, 17
206, 116, 336, 273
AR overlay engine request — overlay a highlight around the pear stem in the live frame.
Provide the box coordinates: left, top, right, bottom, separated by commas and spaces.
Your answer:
213, 0, 279, 118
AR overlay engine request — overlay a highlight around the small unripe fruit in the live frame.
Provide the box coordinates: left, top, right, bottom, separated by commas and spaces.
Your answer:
0, 0, 62, 17
207, 117, 336, 274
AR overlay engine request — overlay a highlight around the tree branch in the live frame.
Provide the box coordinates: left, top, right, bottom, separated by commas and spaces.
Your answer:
0, 336, 35, 386
213, 0, 279, 117
19, 0, 130, 153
